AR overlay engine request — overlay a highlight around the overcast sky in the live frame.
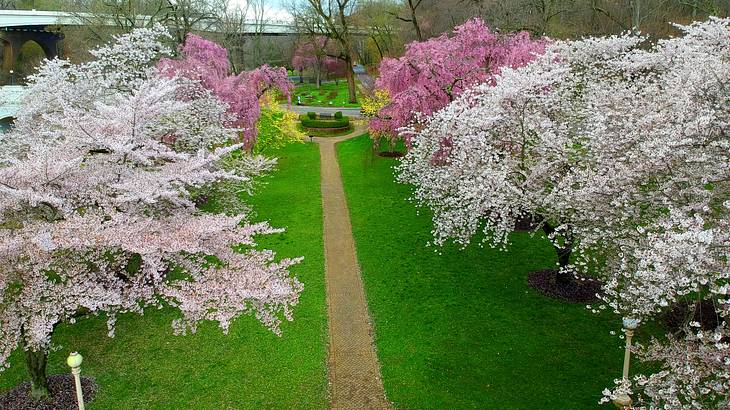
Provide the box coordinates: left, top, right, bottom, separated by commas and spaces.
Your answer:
230, 0, 292, 21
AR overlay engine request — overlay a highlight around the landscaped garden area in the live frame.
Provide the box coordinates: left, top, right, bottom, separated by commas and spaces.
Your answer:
299, 111, 354, 137
1, 3, 729, 410
292, 82, 361, 108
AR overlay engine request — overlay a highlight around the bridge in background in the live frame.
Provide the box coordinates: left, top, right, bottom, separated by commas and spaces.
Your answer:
0, 9, 301, 75
0, 9, 298, 33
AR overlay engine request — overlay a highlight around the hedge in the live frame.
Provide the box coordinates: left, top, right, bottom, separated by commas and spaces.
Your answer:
301, 116, 350, 129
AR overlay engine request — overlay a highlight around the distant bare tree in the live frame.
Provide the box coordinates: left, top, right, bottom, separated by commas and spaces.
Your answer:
210, 0, 248, 71
389, 0, 424, 40
164, 0, 218, 44
356, 0, 400, 62
291, 0, 359, 103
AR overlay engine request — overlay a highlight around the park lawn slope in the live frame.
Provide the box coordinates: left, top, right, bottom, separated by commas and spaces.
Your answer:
336, 135, 626, 409
0, 141, 328, 409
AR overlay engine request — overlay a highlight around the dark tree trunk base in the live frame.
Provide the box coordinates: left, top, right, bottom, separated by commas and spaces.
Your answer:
664, 299, 723, 333
0, 375, 97, 410
514, 215, 539, 232
527, 269, 602, 303
24, 348, 48, 402
378, 151, 405, 158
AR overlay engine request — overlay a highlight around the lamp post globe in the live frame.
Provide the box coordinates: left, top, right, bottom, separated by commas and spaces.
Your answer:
67, 351, 83, 368
622, 317, 639, 330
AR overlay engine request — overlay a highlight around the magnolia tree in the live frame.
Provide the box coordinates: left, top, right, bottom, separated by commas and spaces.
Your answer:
158, 34, 293, 150
291, 36, 345, 87
323, 56, 348, 84
370, 18, 545, 148
399, 16, 730, 408
0, 27, 303, 401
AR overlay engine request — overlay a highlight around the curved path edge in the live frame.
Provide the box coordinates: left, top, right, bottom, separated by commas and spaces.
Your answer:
314, 126, 391, 409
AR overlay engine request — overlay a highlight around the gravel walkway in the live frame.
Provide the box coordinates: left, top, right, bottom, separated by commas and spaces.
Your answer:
314, 127, 391, 409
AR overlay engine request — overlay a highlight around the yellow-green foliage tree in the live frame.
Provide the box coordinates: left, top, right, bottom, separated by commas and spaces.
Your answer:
254, 94, 306, 154
361, 89, 390, 117
360, 89, 392, 149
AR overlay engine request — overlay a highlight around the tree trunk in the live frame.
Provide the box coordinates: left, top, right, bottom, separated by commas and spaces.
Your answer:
299, 70, 303, 83
344, 57, 357, 104
409, 0, 423, 41
24, 346, 50, 401
630, 0, 642, 35
554, 244, 573, 285
316, 67, 322, 88
542, 223, 574, 286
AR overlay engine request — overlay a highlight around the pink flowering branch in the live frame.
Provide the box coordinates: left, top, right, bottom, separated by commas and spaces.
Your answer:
158, 34, 293, 150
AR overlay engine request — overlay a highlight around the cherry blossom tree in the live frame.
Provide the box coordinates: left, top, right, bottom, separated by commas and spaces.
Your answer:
399, 16, 730, 408
323, 56, 348, 84
0, 26, 303, 401
574, 18, 730, 409
370, 18, 546, 147
158, 34, 294, 150
291, 36, 344, 87
397, 30, 640, 287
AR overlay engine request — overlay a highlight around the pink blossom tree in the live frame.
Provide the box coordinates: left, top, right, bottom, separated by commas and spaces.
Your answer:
323, 56, 348, 84
158, 34, 294, 150
0, 26, 303, 401
371, 18, 546, 148
291, 36, 342, 88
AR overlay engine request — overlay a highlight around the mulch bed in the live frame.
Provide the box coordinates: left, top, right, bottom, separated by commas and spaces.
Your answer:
378, 151, 405, 158
527, 269, 602, 303
0, 375, 98, 410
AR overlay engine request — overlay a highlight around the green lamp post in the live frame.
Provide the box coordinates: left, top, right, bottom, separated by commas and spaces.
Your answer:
66, 352, 85, 410
613, 317, 640, 409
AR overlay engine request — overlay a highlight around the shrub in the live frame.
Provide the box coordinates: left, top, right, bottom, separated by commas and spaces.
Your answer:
307, 112, 316, 119
334, 111, 343, 119
301, 116, 350, 129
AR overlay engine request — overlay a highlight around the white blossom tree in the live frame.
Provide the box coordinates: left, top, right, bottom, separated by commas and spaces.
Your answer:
579, 18, 730, 409
396, 30, 643, 289
0, 26, 303, 401
398, 16, 730, 408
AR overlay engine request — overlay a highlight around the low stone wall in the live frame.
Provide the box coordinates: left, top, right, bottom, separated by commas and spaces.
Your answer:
303, 125, 352, 135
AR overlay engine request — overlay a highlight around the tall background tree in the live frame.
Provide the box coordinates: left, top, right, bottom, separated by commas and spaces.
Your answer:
291, 0, 360, 103
390, 0, 425, 40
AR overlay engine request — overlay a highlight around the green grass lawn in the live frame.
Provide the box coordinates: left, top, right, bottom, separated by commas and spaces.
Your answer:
0, 141, 328, 409
292, 81, 360, 108
336, 135, 632, 409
